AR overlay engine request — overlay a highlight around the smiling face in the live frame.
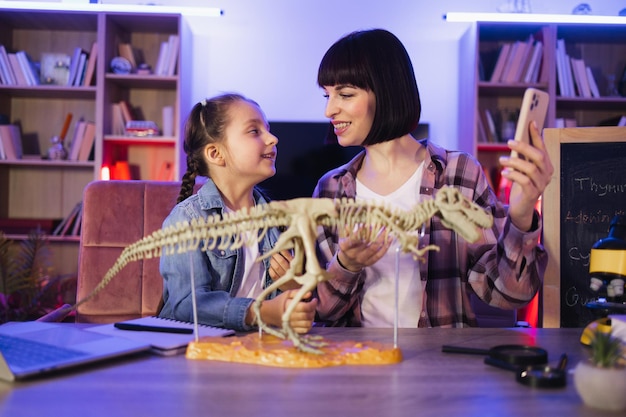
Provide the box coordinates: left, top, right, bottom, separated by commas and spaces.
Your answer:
323, 84, 376, 147
220, 100, 278, 183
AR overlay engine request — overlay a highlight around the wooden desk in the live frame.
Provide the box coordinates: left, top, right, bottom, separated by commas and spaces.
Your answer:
0, 327, 599, 417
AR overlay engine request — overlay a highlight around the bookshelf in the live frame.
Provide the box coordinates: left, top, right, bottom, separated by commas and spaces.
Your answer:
460, 20, 626, 196
0, 6, 188, 275
101, 12, 184, 182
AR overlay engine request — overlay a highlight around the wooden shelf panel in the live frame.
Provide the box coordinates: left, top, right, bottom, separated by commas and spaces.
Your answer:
0, 9, 98, 31
0, 159, 95, 168
105, 74, 177, 89
0, 85, 97, 99
104, 135, 176, 145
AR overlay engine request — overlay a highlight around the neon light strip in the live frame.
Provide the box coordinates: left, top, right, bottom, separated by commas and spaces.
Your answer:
445, 12, 626, 25
0, 1, 223, 17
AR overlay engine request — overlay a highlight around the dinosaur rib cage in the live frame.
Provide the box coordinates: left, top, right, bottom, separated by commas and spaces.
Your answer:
85, 197, 438, 303
75, 185, 494, 320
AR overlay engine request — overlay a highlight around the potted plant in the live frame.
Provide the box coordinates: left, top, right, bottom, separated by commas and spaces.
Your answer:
0, 231, 76, 323
573, 328, 626, 411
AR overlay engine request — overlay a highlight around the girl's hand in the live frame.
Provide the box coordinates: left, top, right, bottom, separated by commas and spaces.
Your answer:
256, 290, 317, 334
268, 250, 301, 290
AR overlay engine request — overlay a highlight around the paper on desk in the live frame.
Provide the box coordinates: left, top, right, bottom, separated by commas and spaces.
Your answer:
87, 316, 234, 356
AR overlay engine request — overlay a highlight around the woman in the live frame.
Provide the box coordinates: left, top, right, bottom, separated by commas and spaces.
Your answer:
312, 29, 553, 328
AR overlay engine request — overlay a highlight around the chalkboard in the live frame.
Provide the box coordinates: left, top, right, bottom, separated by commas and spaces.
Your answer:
543, 126, 626, 328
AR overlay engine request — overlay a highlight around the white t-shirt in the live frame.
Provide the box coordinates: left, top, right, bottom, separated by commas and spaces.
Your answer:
356, 162, 427, 327
224, 206, 263, 299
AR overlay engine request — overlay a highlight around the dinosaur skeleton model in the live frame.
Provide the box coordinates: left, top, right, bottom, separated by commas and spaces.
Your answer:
75, 186, 493, 354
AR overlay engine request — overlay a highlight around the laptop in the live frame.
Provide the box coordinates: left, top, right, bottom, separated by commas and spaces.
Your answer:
0, 321, 151, 382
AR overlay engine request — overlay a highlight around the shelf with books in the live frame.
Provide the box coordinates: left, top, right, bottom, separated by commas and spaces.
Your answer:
0, 5, 190, 273
462, 20, 626, 205
100, 12, 182, 182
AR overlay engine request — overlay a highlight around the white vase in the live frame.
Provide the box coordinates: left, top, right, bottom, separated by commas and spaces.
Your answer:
573, 361, 626, 411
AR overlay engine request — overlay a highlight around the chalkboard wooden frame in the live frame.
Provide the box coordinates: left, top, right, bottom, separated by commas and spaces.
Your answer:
543, 126, 626, 328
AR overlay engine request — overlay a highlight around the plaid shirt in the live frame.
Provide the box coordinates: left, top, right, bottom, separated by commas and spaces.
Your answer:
313, 139, 547, 327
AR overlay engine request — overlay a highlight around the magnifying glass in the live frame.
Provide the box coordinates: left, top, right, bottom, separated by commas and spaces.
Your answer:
441, 344, 548, 366
484, 353, 568, 388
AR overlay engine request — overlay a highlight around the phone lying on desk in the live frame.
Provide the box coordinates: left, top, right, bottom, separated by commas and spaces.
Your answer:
511, 88, 549, 158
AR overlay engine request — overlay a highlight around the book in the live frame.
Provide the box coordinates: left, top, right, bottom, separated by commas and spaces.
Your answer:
555, 39, 570, 96
508, 35, 534, 83
165, 34, 179, 76
500, 41, 522, 83
71, 204, 83, 236
483, 108, 499, 143
68, 119, 87, 161
66, 47, 83, 86
586, 66, 601, 98
563, 50, 575, 97
476, 108, 488, 143
77, 121, 96, 161
53, 202, 81, 236
118, 100, 135, 126
7, 53, 27, 86
0, 125, 22, 160
536, 26, 553, 84
118, 43, 137, 70
572, 58, 592, 98
0, 45, 16, 85
73, 52, 87, 87
522, 40, 543, 83
570, 58, 584, 97
87, 316, 235, 356
490, 42, 511, 82
82, 42, 97, 86
111, 103, 126, 135
16, 51, 39, 86
155, 41, 168, 76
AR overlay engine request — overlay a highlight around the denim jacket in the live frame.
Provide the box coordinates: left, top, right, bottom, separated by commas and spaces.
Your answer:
158, 179, 281, 331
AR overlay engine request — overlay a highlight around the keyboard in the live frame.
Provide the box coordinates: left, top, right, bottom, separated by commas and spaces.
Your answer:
0, 334, 88, 369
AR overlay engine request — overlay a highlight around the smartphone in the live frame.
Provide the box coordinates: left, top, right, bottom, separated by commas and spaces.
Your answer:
511, 88, 549, 158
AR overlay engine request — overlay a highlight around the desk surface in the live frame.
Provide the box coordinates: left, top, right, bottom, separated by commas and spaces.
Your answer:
0, 327, 601, 417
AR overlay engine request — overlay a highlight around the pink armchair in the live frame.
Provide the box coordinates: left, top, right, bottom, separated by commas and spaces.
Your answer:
75, 180, 183, 323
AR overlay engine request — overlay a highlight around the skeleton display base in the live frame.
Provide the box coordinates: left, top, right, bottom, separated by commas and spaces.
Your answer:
186, 333, 402, 368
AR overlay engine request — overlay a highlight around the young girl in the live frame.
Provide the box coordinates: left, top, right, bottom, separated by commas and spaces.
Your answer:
313, 29, 554, 328
158, 93, 317, 333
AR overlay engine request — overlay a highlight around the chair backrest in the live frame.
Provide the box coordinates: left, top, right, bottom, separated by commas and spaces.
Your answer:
76, 180, 183, 323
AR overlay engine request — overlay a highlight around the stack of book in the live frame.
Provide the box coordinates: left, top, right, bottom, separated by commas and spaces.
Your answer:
0, 42, 97, 87
154, 35, 179, 76
65, 42, 98, 87
489, 33, 545, 84
111, 100, 135, 136
52, 202, 82, 237
0, 44, 39, 86
67, 119, 96, 161
555, 39, 601, 98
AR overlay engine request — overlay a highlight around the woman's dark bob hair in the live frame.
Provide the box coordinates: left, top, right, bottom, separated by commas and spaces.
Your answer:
317, 29, 421, 146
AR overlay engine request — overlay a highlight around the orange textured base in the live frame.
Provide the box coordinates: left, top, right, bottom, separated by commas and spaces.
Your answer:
186, 333, 403, 368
